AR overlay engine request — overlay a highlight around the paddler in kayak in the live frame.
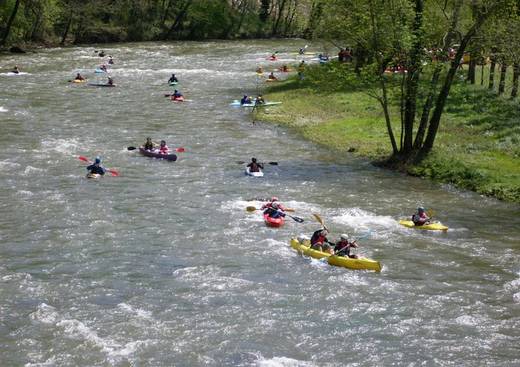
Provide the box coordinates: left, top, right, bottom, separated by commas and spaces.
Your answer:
255, 95, 265, 105
240, 95, 252, 105
310, 228, 334, 254
256, 66, 263, 74
168, 73, 178, 83
107, 76, 114, 86
246, 157, 264, 172
107, 56, 114, 65
334, 234, 358, 258
11, 65, 20, 74
143, 137, 155, 150
158, 140, 170, 154
263, 201, 286, 219
99, 64, 108, 72
171, 90, 184, 101
74, 73, 85, 81
412, 207, 431, 226
86, 157, 106, 176
268, 72, 278, 81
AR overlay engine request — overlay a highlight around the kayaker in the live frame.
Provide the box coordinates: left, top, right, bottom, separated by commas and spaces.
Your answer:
168, 74, 178, 83
412, 207, 431, 226
280, 65, 289, 72
74, 73, 85, 81
268, 72, 278, 81
310, 228, 334, 253
298, 48, 305, 55
11, 65, 20, 74
100, 64, 107, 72
171, 90, 183, 101
255, 95, 265, 105
99, 50, 105, 57
143, 137, 155, 151
86, 157, 106, 175
261, 196, 287, 212
256, 66, 263, 74
108, 56, 114, 65
107, 77, 114, 85
269, 54, 277, 61
247, 158, 264, 172
263, 201, 286, 219
158, 140, 170, 154
240, 95, 252, 105
334, 234, 358, 258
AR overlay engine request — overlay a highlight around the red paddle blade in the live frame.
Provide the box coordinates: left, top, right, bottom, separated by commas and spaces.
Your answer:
78, 156, 90, 162
175, 147, 185, 152
107, 169, 119, 176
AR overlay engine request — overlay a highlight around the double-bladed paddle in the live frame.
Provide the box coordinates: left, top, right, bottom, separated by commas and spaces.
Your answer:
246, 206, 304, 223
237, 161, 278, 165
127, 146, 185, 152
78, 156, 119, 176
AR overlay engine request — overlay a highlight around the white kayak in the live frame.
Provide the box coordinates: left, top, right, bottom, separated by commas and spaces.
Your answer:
230, 100, 282, 107
245, 167, 264, 177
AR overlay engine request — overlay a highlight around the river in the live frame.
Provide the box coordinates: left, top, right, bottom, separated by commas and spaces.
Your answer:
0, 40, 519, 366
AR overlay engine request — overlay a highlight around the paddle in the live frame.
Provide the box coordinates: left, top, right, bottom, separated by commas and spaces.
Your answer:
78, 156, 119, 176
246, 206, 304, 223
312, 213, 329, 232
237, 161, 278, 165
127, 146, 185, 152
246, 205, 295, 212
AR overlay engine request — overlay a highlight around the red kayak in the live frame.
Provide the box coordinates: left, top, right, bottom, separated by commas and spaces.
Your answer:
138, 147, 177, 161
264, 213, 285, 228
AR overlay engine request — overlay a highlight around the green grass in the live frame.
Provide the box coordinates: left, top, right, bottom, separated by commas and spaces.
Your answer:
257, 64, 520, 203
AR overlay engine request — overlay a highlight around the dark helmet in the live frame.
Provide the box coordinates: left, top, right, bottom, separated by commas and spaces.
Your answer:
252, 158, 257, 163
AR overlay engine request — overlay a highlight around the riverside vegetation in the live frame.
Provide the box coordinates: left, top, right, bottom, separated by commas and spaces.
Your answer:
258, 62, 520, 202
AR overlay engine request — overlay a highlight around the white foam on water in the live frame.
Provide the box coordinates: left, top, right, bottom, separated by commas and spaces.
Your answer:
30, 303, 60, 324
118, 302, 153, 320
41, 137, 83, 155
25, 356, 56, 367
255, 355, 317, 367
455, 315, 479, 326
1, 71, 31, 76
22, 166, 45, 176
0, 160, 21, 169
332, 207, 397, 232
0, 106, 7, 112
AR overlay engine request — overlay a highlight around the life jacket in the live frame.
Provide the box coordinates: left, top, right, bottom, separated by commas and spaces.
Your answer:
159, 145, 169, 154
311, 230, 327, 245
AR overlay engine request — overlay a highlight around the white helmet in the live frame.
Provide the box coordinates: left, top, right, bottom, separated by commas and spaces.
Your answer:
271, 202, 279, 209
340, 234, 349, 240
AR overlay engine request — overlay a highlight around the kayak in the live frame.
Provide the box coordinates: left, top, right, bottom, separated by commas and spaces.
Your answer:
138, 147, 177, 161
290, 238, 382, 272
171, 96, 185, 102
267, 57, 277, 61
86, 173, 101, 179
399, 220, 448, 231
88, 83, 116, 87
169, 81, 178, 86
277, 68, 293, 72
264, 213, 285, 228
245, 167, 263, 177
266, 79, 279, 82
95, 69, 109, 73
71, 79, 86, 83
230, 100, 282, 107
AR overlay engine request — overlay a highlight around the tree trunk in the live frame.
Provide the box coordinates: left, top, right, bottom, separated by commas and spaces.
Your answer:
511, 62, 519, 98
166, 0, 193, 39
401, 0, 424, 155
379, 78, 399, 155
272, 0, 287, 36
488, 57, 496, 91
480, 63, 485, 85
467, 55, 476, 83
61, 11, 73, 45
1, 0, 21, 46
498, 63, 507, 95
421, 16, 484, 154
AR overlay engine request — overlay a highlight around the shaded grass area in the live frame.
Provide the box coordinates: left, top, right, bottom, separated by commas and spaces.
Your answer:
257, 66, 520, 203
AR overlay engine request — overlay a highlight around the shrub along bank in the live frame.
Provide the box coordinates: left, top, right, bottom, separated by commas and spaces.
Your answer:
256, 66, 520, 203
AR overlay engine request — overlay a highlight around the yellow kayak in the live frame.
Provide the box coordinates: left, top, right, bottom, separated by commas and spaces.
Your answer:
290, 239, 381, 272
86, 173, 101, 179
399, 220, 448, 231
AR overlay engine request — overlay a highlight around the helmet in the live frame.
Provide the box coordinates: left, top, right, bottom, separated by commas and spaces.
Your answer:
252, 158, 257, 163
94, 157, 101, 164
340, 234, 349, 240
271, 196, 279, 202
418, 207, 425, 212
160, 140, 166, 145
271, 202, 279, 209
321, 229, 328, 235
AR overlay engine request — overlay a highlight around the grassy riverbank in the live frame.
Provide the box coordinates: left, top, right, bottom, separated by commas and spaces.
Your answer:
257, 67, 520, 203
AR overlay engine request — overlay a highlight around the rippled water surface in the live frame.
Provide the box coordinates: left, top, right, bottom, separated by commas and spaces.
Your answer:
1, 40, 519, 366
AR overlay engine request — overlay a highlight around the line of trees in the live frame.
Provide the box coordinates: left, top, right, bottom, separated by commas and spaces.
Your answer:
0, 0, 320, 47
311, 0, 519, 163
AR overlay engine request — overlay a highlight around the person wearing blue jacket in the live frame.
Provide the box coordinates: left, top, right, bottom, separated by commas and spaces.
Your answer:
86, 157, 106, 175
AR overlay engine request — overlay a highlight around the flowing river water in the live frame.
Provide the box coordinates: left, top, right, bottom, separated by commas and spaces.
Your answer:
0, 40, 519, 366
